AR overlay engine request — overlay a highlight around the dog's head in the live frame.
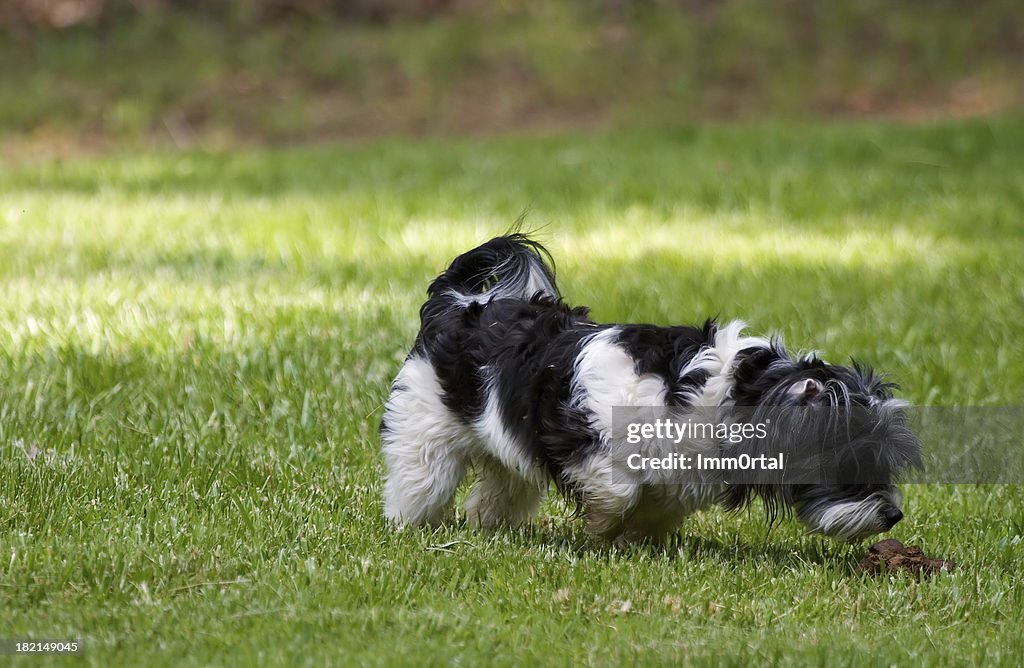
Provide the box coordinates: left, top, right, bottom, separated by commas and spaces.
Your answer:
726, 347, 922, 541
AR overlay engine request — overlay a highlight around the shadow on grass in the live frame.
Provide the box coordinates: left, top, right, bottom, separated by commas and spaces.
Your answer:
430, 512, 868, 574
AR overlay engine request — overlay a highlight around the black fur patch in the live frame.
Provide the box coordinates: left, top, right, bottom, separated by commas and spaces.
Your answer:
615, 321, 719, 406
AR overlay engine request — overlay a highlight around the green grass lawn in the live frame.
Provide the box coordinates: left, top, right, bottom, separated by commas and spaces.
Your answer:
1, 118, 1023, 665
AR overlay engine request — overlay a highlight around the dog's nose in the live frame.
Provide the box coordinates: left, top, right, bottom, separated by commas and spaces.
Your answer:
883, 507, 904, 528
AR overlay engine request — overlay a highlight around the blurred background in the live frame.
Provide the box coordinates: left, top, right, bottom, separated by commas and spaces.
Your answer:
2, 0, 1023, 155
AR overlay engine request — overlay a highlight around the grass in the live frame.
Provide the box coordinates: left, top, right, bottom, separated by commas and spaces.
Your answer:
1, 117, 1024, 665
3, 1, 1023, 150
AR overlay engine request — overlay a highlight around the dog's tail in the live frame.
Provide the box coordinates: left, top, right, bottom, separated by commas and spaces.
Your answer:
424, 234, 561, 315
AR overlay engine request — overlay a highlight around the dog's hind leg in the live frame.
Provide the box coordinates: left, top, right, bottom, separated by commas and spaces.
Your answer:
381, 357, 474, 527
464, 455, 547, 529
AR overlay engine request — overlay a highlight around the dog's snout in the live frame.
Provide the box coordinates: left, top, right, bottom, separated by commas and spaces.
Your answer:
883, 507, 904, 528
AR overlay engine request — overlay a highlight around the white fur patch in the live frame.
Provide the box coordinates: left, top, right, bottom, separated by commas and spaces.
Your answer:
570, 328, 669, 441
692, 320, 771, 406
802, 494, 890, 541
675, 345, 720, 404
381, 356, 476, 526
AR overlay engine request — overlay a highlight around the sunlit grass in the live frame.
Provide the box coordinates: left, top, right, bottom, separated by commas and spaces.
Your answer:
1, 119, 1022, 665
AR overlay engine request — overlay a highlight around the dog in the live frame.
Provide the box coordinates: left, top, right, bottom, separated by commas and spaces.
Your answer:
381, 234, 921, 543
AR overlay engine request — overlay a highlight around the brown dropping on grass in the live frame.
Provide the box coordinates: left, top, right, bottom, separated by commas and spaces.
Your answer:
858, 539, 956, 576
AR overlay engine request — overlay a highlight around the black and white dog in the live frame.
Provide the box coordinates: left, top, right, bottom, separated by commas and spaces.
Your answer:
381, 235, 921, 543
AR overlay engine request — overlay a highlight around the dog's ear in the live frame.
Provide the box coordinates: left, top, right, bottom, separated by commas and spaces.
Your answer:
788, 378, 823, 404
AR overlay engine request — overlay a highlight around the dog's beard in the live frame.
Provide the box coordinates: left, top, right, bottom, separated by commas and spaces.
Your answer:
803, 499, 888, 541
790, 487, 897, 540
795, 487, 904, 541
725, 479, 907, 542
